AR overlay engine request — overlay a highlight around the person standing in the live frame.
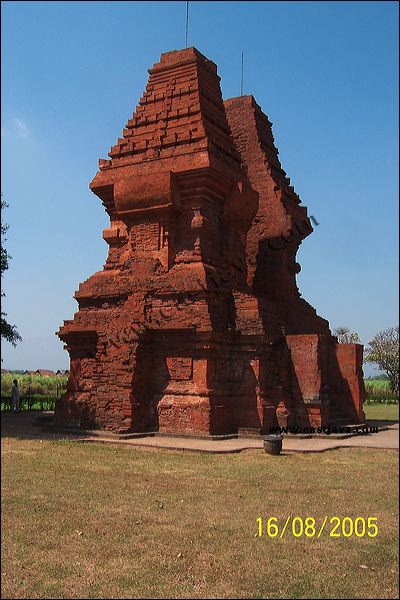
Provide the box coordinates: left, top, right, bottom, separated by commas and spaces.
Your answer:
11, 379, 20, 413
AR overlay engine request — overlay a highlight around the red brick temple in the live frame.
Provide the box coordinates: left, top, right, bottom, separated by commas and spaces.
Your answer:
56, 48, 365, 435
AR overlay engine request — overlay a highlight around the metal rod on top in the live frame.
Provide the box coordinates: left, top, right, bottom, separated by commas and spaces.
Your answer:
185, 2, 189, 48
240, 52, 244, 96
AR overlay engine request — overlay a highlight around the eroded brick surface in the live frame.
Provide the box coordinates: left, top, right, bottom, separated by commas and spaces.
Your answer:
56, 48, 365, 435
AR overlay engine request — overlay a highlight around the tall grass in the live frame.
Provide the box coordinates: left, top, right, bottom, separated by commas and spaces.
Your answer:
364, 379, 398, 404
1, 373, 68, 399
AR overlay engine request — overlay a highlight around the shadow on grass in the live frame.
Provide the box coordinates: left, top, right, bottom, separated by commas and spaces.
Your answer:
0, 410, 88, 443
366, 419, 399, 427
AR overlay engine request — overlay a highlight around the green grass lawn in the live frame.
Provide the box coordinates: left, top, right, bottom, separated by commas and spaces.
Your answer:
1, 436, 398, 599
364, 404, 399, 422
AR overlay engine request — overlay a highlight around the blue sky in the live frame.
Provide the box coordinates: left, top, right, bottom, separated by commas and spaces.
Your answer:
1, 1, 398, 374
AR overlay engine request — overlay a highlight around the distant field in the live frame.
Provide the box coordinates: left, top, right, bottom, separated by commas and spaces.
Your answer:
364, 378, 398, 405
365, 379, 391, 389
1, 395, 58, 412
1, 373, 67, 412
1, 373, 68, 396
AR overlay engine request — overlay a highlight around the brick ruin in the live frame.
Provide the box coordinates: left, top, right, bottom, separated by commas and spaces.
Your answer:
56, 48, 365, 435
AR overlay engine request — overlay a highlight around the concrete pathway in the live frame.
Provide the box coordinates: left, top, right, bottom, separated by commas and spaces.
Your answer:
79, 423, 399, 454
1, 412, 398, 454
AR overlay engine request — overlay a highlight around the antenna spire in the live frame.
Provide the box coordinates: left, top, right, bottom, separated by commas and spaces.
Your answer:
240, 52, 244, 96
185, 2, 189, 49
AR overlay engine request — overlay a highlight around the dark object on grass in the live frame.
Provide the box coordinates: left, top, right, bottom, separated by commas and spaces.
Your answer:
263, 435, 283, 455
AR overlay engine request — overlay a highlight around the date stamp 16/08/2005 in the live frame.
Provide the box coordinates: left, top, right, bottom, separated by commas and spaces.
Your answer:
256, 517, 379, 539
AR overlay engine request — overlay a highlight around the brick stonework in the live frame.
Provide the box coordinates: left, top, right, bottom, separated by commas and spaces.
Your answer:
55, 48, 365, 435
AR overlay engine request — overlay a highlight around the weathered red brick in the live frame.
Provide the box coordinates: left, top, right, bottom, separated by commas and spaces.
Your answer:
55, 48, 365, 435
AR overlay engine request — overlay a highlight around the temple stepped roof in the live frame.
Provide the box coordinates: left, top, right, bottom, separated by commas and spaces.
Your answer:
100, 47, 242, 173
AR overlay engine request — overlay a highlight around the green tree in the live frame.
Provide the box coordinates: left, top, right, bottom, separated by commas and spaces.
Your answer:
1, 198, 22, 346
333, 326, 360, 344
365, 326, 399, 395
